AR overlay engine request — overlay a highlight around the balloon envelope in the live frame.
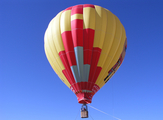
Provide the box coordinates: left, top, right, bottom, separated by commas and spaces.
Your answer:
44, 4, 127, 104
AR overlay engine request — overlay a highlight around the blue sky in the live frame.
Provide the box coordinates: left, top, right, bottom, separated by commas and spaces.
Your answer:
0, 0, 163, 120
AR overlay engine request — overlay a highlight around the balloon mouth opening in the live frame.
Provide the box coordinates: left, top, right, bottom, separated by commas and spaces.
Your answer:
78, 99, 91, 104
76, 92, 93, 104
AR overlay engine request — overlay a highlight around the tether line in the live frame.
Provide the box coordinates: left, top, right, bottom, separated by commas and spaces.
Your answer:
74, 109, 80, 120
89, 105, 121, 120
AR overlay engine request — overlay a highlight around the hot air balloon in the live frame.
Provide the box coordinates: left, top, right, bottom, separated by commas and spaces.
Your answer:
44, 4, 127, 118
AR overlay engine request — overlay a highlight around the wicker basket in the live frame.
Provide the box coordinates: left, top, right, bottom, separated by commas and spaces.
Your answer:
81, 110, 88, 118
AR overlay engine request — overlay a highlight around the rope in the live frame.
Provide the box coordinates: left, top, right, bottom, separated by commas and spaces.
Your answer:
90, 114, 95, 120
89, 105, 121, 120
74, 109, 80, 120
